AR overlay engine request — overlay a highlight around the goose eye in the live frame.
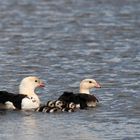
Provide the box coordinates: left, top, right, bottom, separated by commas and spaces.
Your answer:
35, 80, 38, 82
89, 81, 92, 83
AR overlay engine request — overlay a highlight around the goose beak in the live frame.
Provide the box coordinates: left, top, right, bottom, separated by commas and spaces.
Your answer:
39, 82, 45, 87
95, 82, 101, 88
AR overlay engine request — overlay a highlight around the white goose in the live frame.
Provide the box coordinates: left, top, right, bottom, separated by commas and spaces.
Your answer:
0, 76, 45, 110
58, 79, 101, 109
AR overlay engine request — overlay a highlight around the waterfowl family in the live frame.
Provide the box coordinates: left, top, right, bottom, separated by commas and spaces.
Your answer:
0, 77, 101, 113
58, 79, 101, 109
0, 76, 45, 110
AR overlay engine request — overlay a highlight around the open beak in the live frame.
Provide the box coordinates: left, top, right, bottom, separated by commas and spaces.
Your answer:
39, 82, 45, 87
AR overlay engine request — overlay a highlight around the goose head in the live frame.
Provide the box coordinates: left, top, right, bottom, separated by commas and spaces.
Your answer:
80, 79, 101, 94
19, 76, 45, 96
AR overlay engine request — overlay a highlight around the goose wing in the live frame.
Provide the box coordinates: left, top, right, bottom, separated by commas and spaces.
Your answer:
0, 91, 27, 109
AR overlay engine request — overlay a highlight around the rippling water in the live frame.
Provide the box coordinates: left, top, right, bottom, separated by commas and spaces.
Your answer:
0, 0, 140, 140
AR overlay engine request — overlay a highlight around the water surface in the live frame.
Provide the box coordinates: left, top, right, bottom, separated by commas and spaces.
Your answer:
0, 0, 140, 140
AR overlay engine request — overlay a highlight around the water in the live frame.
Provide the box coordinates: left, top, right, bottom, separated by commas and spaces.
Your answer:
0, 0, 140, 139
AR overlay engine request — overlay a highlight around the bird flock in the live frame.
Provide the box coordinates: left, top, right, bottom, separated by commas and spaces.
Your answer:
0, 76, 101, 113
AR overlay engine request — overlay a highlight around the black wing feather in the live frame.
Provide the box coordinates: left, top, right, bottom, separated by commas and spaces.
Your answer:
0, 91, 27, 109
58, 91, 99, 109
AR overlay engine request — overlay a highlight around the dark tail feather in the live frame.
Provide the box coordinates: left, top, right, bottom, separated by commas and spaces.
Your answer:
0, 91, 15, 103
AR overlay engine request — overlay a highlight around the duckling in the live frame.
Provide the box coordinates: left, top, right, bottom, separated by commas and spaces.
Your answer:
46, 100, 65, 113
62, 102, 76, 112
54, 100, 65, 109
36, 100, 55, 112
37, 100, 65, 113
46, 100, 55, 108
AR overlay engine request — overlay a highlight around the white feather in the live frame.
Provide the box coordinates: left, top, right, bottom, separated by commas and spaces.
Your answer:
21, 97, 40, 110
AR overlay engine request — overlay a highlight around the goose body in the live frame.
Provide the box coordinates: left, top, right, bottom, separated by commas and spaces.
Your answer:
0, 76, 44, 110
58, 79, 101, 109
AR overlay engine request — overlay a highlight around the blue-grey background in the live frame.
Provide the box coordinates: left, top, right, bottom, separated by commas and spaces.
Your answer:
0, 0, 140, 140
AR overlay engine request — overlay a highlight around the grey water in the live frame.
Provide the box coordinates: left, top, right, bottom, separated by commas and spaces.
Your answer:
0, 0, 140, 139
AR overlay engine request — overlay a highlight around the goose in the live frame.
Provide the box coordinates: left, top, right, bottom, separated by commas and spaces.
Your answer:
0, 76, 45, 110
58, 79, 101, 109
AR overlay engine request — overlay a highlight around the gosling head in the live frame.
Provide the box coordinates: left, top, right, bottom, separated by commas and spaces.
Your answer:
46, 100, 55, 108
54, 100, 64, 109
